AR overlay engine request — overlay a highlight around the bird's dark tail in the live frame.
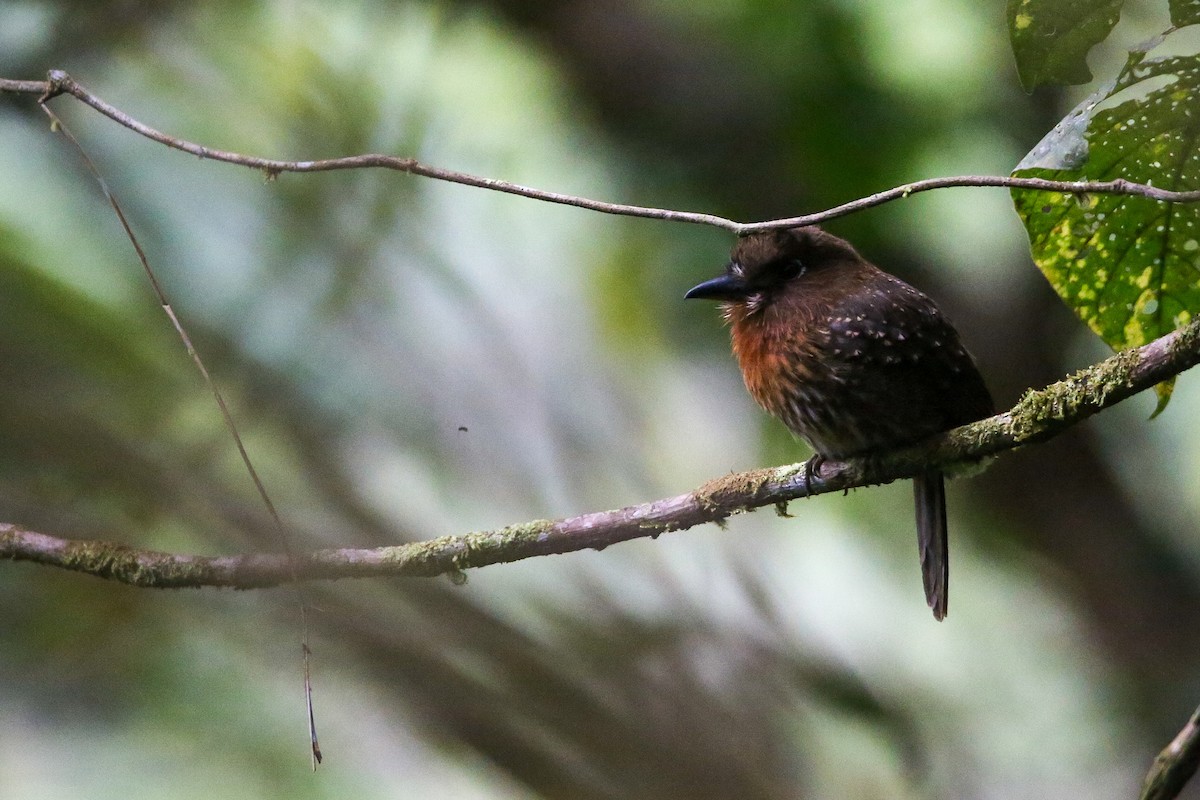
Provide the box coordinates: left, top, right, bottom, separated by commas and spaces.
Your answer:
913, 470, 948, 620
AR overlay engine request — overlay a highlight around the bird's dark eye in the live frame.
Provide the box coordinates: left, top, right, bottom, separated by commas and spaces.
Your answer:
780, 258, 806, 280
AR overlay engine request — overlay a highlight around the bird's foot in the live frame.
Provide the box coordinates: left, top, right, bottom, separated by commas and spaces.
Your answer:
802, 454, 825, 495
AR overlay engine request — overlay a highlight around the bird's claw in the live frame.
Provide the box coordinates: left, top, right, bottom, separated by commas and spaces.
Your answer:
803, 454, 825, 495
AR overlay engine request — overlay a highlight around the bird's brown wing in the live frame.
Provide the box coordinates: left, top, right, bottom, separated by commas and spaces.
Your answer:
818, 276, 995, 454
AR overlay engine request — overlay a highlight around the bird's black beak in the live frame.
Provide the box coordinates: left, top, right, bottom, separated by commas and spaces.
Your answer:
684, 269, 746, 301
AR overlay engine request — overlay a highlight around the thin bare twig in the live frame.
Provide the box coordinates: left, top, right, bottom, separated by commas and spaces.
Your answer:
1142, 704, 1200, 800
0, 78, 48, 94
3, 71, 1199, 233
4, 314, 1199, 588
36, 78, 324, 770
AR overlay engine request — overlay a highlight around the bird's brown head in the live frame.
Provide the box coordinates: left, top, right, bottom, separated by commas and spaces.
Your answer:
684, 227, 863, 315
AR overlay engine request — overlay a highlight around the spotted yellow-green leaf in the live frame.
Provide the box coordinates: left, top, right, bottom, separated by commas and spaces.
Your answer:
1007, 0, 1125, 91
1012, 41, 1200, 410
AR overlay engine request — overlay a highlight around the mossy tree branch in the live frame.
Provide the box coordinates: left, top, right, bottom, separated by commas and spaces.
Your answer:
3, 316, 1199, 589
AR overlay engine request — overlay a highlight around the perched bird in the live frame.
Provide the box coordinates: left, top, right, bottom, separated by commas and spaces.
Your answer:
686, 227, 994, 620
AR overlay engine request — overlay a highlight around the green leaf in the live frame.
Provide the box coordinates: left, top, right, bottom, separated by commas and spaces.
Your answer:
1171, 0, 1200, 27
1007, 0, 1125, 91
1012, 41, 1200, 409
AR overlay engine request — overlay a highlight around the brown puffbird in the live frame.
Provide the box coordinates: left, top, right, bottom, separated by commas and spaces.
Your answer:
686, 227, 994, 620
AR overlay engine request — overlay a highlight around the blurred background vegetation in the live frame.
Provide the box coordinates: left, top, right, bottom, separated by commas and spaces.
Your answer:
2, 0, 1199, 797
